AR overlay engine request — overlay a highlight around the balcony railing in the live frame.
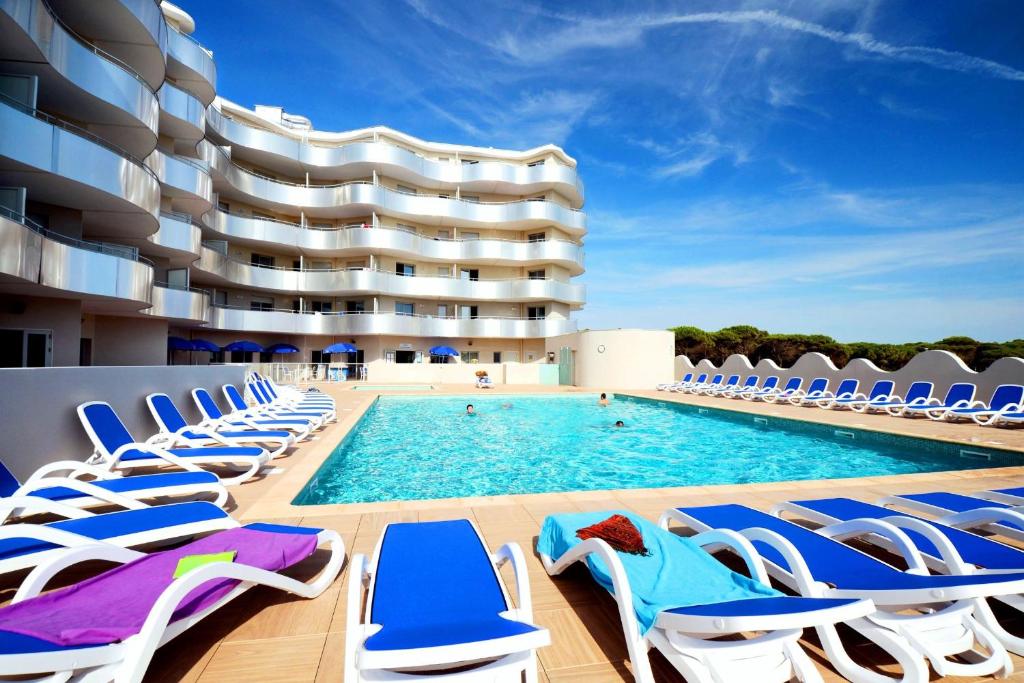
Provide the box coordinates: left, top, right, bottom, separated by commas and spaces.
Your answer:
0, 206, 153, 265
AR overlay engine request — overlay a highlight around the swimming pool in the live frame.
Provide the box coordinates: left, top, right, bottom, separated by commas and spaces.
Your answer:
294, 394, 1019, 505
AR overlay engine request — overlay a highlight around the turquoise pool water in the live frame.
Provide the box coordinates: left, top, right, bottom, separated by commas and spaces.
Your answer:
294, 394, 1018, 505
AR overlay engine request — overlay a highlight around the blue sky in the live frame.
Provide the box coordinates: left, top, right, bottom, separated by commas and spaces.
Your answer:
181, 1, 1024, 343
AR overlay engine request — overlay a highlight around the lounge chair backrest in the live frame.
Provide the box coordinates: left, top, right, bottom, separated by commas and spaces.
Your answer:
709, 374, 723, 384
989, 384, 1024, 410
943, 383, 975, 406
249, 382, 271, 404
0, 461, 21, 497
905, 381, 933, 402
147, 394, 189, 433
782, 377, 801, 392
78, 402, 135, 455
724, 374, 740, 386
681, 373, 693, 383
695, 373, 707, 383
868, 380, 895, 398
223, 384, 248, 411
742, 375, 758, 387
806, 378, 828, 394
262, 380, 279, 399
193, 388, 224, 420
761, 376, 779, 389
835, 379, 858, 395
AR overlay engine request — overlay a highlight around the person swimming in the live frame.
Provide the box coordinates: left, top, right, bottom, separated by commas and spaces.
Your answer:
466, 404, 475, 415
614, 420, 624, 428
598, 393, 610, 406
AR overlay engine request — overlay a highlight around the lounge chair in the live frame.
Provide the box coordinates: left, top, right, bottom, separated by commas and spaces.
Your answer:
690, 374, 723, 395
704, 374, 741, 396
821, 380, 895, 411
719, 374, 759, 398
670, 373, 706, 393
664, 503, 1024, 681
773, 496, 1024, 655
260, 377, 335, 408
878, 491, 1024, 542
249, 381, 337, 423
78, 402, 271, 486
345, 519, 548, 681
975, 406, 1024, 427
539, 510, 873, 683
0, 459, 226, 521
808, 378, 859, 409
146, 393, 294, 458
476, 375, 495, 388
934, 384, 1024, 423
192, 387, 314, 440
0, 522, 343, 681
222, 384, 324, 428
760, 377, 803, 403
0, 498, 235, 576
980, 487, 1024, 505
742, 376, 784, 401
871, 381, 934, 415
897, 382, 975, 419
657, 373, 692, 391
787, 377, 829, 406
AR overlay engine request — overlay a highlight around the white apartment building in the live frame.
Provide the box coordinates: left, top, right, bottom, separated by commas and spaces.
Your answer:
0, 0, 586, 370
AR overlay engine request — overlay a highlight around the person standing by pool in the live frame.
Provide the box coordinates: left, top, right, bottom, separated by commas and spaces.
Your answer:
598, 393, 610, 406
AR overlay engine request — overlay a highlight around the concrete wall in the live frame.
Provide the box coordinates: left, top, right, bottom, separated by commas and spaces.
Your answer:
549, 329, 675, 389
0, 295, 82, 366
674, 350, 1024, 403
92, 315, 169, 366
357, 361, 543, 384
0, 364, 247, 480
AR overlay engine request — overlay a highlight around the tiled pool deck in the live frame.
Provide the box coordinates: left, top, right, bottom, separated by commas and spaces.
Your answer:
46, 384, 1024, 682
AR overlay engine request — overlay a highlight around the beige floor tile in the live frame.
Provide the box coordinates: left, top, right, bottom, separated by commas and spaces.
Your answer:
198, 634, 327, 682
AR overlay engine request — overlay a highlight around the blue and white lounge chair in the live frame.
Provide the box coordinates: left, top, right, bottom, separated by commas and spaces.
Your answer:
898, 382, 975, 419
539, 510, 872, 683
705, 374, 741, 396
192, 387, 314, 440
981, 487, 1024, 505
689, 373, 723, 395
260, 378, 335, 409
0, 459, 226, 521
760, 377, 803, 403
742, 375, 783, 401
787, 377, 829, 406
248, 381, 336, 423
975, 406, 1024, 427
0, 522, 343, 682
222, 384, 324, 429
719, 374, 759, 398
345, 519, 549, 681
664, 503, 1024, 681
933, 384, 1024, 423
146, 393, 294, 458
670, 373, 706, 393
871, 381, 934, 415
808, 378, 860, 409
78, 402, 271, 486
774, 496, 1024, 655
657, 373, 692, 391
0, 499, 235, 576
731, 375, 776, 399
820, 380, 895, 411
879, 491, 1024, 542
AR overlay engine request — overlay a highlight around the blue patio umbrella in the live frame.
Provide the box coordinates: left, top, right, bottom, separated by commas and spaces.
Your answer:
190, 339, 220, 353
429, 345, 460, 357
167, 336, 194, 351
222, 340, 264, 353
323, 342, 357, 354
266, 343, 300, 354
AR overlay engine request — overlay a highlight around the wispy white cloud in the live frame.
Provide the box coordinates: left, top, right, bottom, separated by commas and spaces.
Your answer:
628, 131, 749, 179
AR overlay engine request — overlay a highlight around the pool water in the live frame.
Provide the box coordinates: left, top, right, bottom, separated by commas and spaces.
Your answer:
294, 394, 1018, 505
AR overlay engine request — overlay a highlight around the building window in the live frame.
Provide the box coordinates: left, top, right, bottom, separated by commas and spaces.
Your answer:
250, 297, 274, 312
213, 290, 227, 306
396, 184, 417, 195
436, 229, 450, 240
527, 306, 546, 320
0, 329, 52, 368
437, 304, 449, 317
528, 232, 546, 242
396, 223, 416, 233
437, 266, 451, 277
461, 195, 480, 203
460, 231, 479, 240
528, 269, 546, 280
460, 268, 479, 281
346, 300, 365, 313
311, 300, 332, 313
250, 253, 275, 268
395, 262, 415, 276
395, 302, 415, 316
493, 351, 502, 363
462, 351, 479, 362
459, 305, 478, 319
253, 211, 274, 221
291, 299, 301, 313
218, 200, 229, 212
309, 260, 332, 271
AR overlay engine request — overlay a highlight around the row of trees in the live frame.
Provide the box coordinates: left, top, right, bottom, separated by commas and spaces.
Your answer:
670, 325, 1024, 371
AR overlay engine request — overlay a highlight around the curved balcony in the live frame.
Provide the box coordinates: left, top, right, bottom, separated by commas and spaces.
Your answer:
0, 0, 160, 157
206, 106, 583, 206
0, 209, 152, 308
0, 95, 161, 237
210, 212, 585, 274
204, 145, 586, 234
146, 149, 213, 217
145, 283, 209, 323
193, 247, 585, 304
208, 306, 577, 339
140, 211, 202, 264
47, 0, 167, 90
167, 27, 216, 105
158, 81, 205, 147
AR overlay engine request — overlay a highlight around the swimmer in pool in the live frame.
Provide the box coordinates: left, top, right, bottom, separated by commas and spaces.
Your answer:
466, 404, 475, 415
614, 420, 624, 428
501, 403, 513, 409
598, 393, 610, 406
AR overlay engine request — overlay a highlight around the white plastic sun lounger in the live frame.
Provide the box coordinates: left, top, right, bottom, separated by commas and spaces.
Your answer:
689, 374, 723, 395
248, 381, 337, 423
878, 490, 1024, 543
897, 382, 975, 419
259, 378, 336, 409
345, 519, 548, 681
78, 402, 271, 486
540, 511, 873, 683
657, 373, 692, 391
787, 377, 829, 406
222, 384, 324, 429
664, 503, 1024, 682
670, 373, 707, 393
192, 387, 314, 441
704, 374, 742, 396
0, 522, 343, 682
719, 374, 759, 398
818, 380, 895, 411
807, 378, 860, 409
980, 487, 1024, 505
146, 393, 294, 458
759, 377, 803, 403
858, 381, 934, 415
936, 384, 1024, 424
0, 459, 226, 521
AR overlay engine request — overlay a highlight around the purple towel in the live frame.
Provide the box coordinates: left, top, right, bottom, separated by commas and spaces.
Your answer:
0, 527, 319, 646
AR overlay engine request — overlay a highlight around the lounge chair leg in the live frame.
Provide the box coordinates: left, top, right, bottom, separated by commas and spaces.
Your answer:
815, 621, 929, 683
973, 597, 1024, 657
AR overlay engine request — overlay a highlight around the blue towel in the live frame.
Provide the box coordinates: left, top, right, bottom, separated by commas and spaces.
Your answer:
537, 511, 781, 634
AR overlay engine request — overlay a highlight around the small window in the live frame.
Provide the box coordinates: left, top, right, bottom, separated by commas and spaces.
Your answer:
218, 201, 229, 212
438, 193, 450, 199
461, 195, 480, 203
311, 300, 332, 313
346, 261, 366, 270
460, 232, 479, 241
493, 351, 501, 363
395, 302, 415, 316
527, 306, 546, 319
213, 290, 227, 306
436, 229, 450, 239
309, 260, 332, 271
462, 351, 480, 362
460, 268, 479, 281
345, 300, 365, 313
250, 297, 274, 312
528, 195, 545, 202
528, 269, 546, 280
396, 184, 417, 195
396, 262, 415, 276
437, 266, 451, 276
396, 223, 416, 234
253, 211, 274, 220
528, 232, 546, 242
459, 305, 478, 319
437, 304, 449, 317
291, 299, 301, 313
250, 253, 275, 268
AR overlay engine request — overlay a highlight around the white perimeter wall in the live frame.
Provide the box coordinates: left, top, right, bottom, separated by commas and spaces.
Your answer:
549, 329, 675, 389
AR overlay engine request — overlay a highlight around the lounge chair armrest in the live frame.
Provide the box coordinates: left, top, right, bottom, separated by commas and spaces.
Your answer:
13, 478, 147, 511
735, 527, 826, 597
493, 542, 534, 619
689, 528, 771, 585
23, 460, 119, 484
940, 507, 1024, 534
875, 516, 976, 575
14, 543, 144, 602
817, 518, 929, 573
345, 553, 372, 676
109, 443, 204, 472
0, 495, 93, 521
